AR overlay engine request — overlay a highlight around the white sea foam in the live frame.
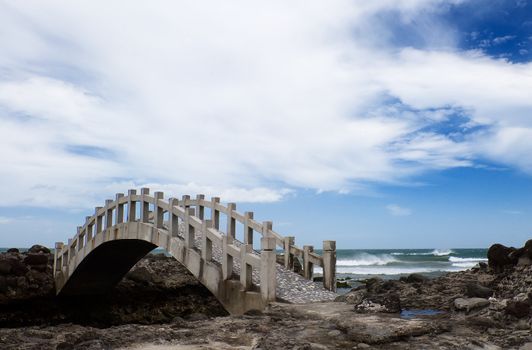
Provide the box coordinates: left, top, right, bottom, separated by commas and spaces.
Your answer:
431, 249, 454, 256
337, 253, 396, 266
449, 257, 488, 262
451, 262, 478, 268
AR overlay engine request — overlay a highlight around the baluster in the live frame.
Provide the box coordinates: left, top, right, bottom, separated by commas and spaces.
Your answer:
322, 240, 337, 292
153, 191, 164, 228
115, 193, 124, 224
105, 199, 113, 229
77, 226, 83, 250
127, 189, 137, 222
222, 235, 233, 280
303, 245, 314, 280
244, 212, 254, 245
95, 207, 103, 234
140, 188, 150, 223
260, 221, 276, 302
196, 194, 205, 220
211, 197, 220, 230
181, 195, 190, 209
168, 198, 179, 237
85, 216, 93, 241
202, 219, 213, 261
240, 244, 253, 291
226, 202, 236, 243
185, 207, 195, 248
54, 242, 64, 273
284, 236, 295, 270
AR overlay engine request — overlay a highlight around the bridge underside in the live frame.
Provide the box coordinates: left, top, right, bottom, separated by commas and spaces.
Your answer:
59, 239, 157, 296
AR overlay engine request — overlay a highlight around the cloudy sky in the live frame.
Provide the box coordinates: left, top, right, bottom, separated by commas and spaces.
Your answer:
0, 0, 531, 248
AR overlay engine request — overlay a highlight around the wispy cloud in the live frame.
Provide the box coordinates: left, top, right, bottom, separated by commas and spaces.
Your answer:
386, 204, 412, 217
502, 209, 523, 215
0, 1, 531, 209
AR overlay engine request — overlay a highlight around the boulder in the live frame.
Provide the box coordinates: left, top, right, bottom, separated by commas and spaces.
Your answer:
0, 260, 12, 275
454, 298, 489, 312
0, 275, 7, 293
28, 245, 51, 254
126, 267, 153, 284
505, 300, 531, 319
487, 243, 517, 271
6, 248, 19, 253
24, 253, 49, 266
400, 273, 428, 283
344, 289, 366, 306
465, 282, 493, 298
9, 259, 29, 276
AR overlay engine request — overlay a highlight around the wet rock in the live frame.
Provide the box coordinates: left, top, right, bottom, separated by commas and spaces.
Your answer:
488, 243, 517, 271
344, 289, 366, 306
28, 245, 51, 254
6, 248, 19, 253
401, 273, 429, 283
24, 253, 49, 266
0, 260, 12, 275
505, 300, 531, 319
126, 267, 153, 284
465, 282, 493, 298
454, 298, 490, 312
9, 259, 29, 276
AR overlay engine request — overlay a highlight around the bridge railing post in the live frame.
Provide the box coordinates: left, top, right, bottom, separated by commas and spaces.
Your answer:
153, 191, 164, 228
105, 199, 113, 230
211, 197, 220, 230
196, 194, 205, 220
240, 243, 253, 291
127, 189, 137, 222
260, 221, 276, 302
303, 245, 314, 280
115, 193, 124, 224
184, 207, 196, 249
54, 242, 64, 274
322, 240, 337, 292
202, 219, 213, 261
95, 207, 103, 235
226, 203, 236, 243
284, 236, 295, 270
222, 235, 233, 280
140, 188, 150, 223
244, 211, 254, 245
168, 198, 179, 237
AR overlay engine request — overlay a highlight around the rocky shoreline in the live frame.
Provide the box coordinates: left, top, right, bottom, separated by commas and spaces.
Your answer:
0, 241, 531, 349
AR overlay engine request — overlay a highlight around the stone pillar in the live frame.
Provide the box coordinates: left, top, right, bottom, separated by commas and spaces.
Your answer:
202, 219, 213, 261
115, 193, 125, 224
168, 198, 179, 237
85, 216, 93, 241
196, 194, 205, 220
222, 235, 233, 280
127, 189, 137, 222
260, 226, 277, 302
54, 242, 64, 274
226, 203, 236, 243
240, 244, 253, 291
284, 236, 295, 270
211, 197, 220, 230
140, 188, 150, 223
322, 240, 337, 292
244, 211, 254, 245
95, 207, 103, 234
303, 245, 314, 280
185, 208, 196, 249
105, 199, 113, 229
153, 191, 164, 228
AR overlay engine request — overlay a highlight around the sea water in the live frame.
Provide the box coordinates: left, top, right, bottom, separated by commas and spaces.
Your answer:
313, 248, 487, 280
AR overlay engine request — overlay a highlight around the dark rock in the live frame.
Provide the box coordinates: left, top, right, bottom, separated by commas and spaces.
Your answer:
487, 243, 517, 271
9, 259, 29, 276
24, 253, 49, 266
401, 273, 429, 283
0, 260, 12, 275
186, 312, 208, 321
126, 267, 153, 284
454, 298, 489, 312
0, 276, 6, 293
30, 264, 49, 272
337, 280, 350, 288
478, 261, 488, 269
505, 300, 531, 319
28, 245, 51, 254
243, 309, 263, 316
465, 282, 493, 298
6, 248, 19, 253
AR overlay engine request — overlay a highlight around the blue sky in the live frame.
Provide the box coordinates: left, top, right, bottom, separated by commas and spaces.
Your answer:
0, 0, 531, 249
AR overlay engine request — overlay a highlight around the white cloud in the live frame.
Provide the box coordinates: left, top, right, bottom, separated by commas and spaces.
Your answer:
0, 1, 531, 209
386, 204, 412, 216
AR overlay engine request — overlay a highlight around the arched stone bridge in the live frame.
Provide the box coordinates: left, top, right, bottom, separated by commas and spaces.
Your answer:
54, 189, 338, 314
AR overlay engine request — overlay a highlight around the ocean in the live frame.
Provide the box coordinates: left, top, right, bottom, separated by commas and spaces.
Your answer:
314, 248, 488, 280
1, 247, 488, 280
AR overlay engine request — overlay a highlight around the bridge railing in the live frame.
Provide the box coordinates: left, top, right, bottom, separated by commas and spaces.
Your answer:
54, 188, 337, 300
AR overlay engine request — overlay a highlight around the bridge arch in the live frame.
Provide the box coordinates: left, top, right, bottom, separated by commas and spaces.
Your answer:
54, 189, 337, 314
